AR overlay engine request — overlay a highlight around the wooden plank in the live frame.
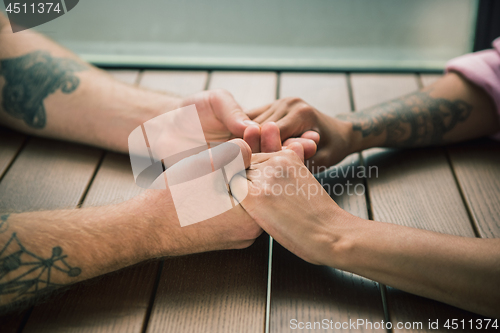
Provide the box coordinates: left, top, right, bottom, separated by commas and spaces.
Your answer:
269, 73, 385, 333
140, 70, 208, 96
147, 235, 268, 333
82, 152, 145, 207
107, 70, 140, 85
209, 71, 277, 110
448, 140, 500, 238
350, 73, 419, 110
21, 71, 208, 333
22, 262, 159, 333
352, 74, 488, 332
0, 139, 102, 213
0, 127, 25, 179
279, 72, 351, 117
146, 71, 274, 333
420, 74, 443, 88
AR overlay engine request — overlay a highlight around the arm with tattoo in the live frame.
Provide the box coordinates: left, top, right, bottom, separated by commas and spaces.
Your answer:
0, 200, 156, 312
0, 14, 181, 152
339, 72, 500, 153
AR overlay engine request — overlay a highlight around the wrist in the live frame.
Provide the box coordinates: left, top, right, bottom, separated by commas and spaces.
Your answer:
322, 210, 367, 269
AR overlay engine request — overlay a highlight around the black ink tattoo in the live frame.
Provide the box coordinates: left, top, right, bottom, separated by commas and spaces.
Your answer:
0, 214, 9, 233
0, 51, 87, 129
0, 227, 81, 302
337, 90, 472, 147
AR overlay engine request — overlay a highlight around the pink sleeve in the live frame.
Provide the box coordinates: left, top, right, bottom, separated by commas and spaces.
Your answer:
445, 38, 500, 140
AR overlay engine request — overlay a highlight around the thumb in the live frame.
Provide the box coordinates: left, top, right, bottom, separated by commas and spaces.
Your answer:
209, 90, 258, 137
284, 142, 305, 163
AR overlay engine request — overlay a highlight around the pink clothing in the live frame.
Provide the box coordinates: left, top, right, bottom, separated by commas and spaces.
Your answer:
446, 38, 500, 140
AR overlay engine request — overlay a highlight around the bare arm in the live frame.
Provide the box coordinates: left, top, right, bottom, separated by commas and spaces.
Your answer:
341, 72, 500, 152
0, 12, 255, 152
236, 148, 500, 318
248, 72, 500, 168
0, 14, 180, 152
0, 172, 260, 313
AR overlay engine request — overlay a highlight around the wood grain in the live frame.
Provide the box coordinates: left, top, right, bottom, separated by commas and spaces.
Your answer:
0, 138, 102, 213
279, 72, 351, 117
82, 152, 145, 208
350, 73, 419, 110
268, 73, 386, 333
145, 71, 276, 333
209, 71, 277, 110
352, 74, 488, 332
140, 70, 208, 96
147, 235, 268, 333
448, 140, 500, 238
0, 127, 25, 179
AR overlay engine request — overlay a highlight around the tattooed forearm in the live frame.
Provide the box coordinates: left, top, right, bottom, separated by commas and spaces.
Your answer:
0, 214, 81, 308
0, 51, 87, 128
337, 90, 472, 147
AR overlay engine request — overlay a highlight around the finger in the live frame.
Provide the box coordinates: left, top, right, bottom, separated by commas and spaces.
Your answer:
283, 138, 317, 160
275, 113, 303, 142
261, 108, 288, 124
260, 122, 282, 153
284, 142, 305, 163
210, 90, 258, 137
301, 130, 320, 144
246, 102, 273, 120
243, 125, 261, 153
225, 138, 252, 169
252, 108, 276, 125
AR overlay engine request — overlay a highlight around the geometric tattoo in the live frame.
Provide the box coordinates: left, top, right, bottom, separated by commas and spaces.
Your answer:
337, 90, 473, 147
0, 50, 87, 129
0, 214, 81, 302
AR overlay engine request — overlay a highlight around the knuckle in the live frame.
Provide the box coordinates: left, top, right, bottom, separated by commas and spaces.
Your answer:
284, 96, 303, 105
295, 104, 314, 117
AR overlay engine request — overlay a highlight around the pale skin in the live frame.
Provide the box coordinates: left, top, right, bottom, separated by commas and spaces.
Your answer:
242, 72, 500, 318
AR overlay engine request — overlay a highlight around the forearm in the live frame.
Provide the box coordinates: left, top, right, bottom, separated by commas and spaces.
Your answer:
0, 18, 181, 153
330, 213, 500, 318
338, 72, 500, 152
0, 195, 160, 311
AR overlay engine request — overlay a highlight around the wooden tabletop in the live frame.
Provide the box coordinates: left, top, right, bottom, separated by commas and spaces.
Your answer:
0, 70, 499, 333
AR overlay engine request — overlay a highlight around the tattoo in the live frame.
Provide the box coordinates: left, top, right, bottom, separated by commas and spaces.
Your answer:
0, 214, 9, 233
0, 215, 81, 303
337, 90, 472, 147
0, 51, 87, 129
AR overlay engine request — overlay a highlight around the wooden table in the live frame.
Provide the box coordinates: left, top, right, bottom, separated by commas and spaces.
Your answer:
0, 70, 499, 333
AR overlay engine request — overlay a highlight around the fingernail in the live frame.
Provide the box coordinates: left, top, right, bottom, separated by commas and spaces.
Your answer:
243, 120, 258, 126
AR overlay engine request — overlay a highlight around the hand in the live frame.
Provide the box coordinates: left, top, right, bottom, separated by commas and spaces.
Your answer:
139, 138, 263, 256
247, 97, 355, 169
230, 145, 352, 266
229, 124, 350, 266
180, 89, 258, 142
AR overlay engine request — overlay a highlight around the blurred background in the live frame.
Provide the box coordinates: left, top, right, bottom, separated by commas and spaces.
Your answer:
2, 0, 498, 71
